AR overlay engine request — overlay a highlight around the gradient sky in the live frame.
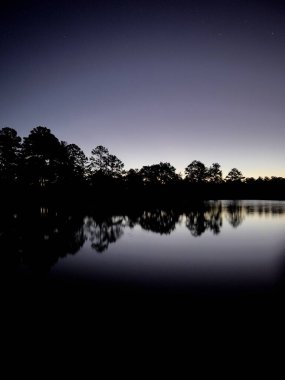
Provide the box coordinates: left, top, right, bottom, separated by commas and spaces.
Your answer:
1, 0, 285, 178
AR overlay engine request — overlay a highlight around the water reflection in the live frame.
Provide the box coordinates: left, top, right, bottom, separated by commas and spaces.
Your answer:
225, 201, 245, 228
185, 202, 222, 236
0, 207, 85, 275
84, 215, 126, 252
139, 209, 180, 235
0, 201, 284, 275
244, 203, 285, 216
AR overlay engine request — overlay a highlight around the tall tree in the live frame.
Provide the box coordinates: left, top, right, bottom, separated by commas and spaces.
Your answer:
185, 160, 207, 183
63, 143, 88, 182
89, 145, 124, 178
139, 162, 178, 185
0, 127, 21, 184
225, 168, 244, 182
21, 126, 63, 186
208, 163, 223, 183
107, 154, 125, 178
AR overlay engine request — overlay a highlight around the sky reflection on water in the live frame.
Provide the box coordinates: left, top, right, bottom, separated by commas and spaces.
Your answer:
48, 200, 285, 292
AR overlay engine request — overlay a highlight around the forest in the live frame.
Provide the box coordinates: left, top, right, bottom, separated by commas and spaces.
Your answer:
0, 126, 284, 205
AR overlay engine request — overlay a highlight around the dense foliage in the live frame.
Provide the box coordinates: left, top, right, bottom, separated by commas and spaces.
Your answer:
1, 126, 284, 201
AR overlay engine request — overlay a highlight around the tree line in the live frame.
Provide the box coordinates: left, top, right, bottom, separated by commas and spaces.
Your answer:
0, 126, 284, 201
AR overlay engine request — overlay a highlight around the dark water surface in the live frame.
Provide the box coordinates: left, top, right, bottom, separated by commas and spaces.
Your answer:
2, 200, 285, 338
50, 200, 285, 296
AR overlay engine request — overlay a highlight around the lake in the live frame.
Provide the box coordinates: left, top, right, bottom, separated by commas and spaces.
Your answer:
4, 199, 284, 299
49, 200, 285, 295
3, 199, 285, 342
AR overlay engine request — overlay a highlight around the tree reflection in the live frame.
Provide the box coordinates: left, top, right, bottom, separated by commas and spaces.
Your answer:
225, 202, 245, 228
139, 209, 179, 235
1, 201, 284, 278
84, 215, 125, 252
0, 206, 86, 274
185, 202, 222, 237
244, 202, 285, 216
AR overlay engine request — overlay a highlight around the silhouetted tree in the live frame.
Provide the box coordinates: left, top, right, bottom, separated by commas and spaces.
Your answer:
208, 163, 223, 183
1, 126, 285, 202
89, 145, 108, 175
225, 168, 244, 182
245, 177, 255, 184
21, 126, 63, 186
61, 142, 88, 183
0, 127, 21, 184
185, 160, 207, 183
107, 154, 125, 178
139, 162, 179, 185
270, 176, 285, 184
89, 145, 124, 179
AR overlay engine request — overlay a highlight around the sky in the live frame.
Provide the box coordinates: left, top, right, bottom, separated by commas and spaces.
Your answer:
1, 0, 285, 178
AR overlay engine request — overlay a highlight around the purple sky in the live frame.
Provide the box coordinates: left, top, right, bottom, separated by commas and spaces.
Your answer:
1, 0, 285, 178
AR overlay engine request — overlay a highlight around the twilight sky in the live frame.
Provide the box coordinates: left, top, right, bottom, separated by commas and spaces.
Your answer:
1, 0, 285, 177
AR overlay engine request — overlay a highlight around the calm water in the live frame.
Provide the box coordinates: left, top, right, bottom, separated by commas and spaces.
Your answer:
4, 201, 283, 369
4, 200, 285, 299
3, 198, 285, 349
58, 200, 285, 294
